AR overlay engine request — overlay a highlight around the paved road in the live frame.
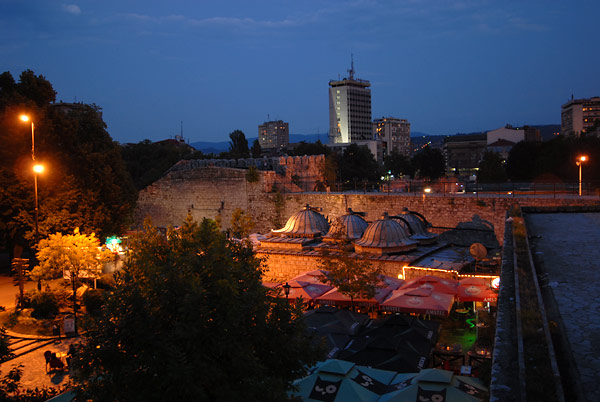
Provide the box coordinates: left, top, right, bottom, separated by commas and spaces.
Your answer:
527, 213, 600, 401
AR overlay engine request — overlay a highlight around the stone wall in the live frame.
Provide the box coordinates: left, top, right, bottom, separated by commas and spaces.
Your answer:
136, 166, 600, 246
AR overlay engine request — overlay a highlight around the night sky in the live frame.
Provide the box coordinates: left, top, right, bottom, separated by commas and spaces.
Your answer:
2, 0, 599, 144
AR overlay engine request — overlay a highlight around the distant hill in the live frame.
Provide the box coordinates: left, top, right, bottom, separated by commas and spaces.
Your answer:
190, 133, 326, 154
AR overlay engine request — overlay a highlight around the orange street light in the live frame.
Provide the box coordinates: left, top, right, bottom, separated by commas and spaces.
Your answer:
576, 155, 588, 196
19, 114, 36, 161
19, 115, 42, 244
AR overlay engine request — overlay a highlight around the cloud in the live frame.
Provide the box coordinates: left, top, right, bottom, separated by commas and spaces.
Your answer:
62, 4, 81, 15
117, 12, 305, 29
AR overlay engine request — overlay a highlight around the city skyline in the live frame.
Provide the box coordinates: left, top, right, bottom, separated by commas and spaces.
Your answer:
2, 0, 599, 144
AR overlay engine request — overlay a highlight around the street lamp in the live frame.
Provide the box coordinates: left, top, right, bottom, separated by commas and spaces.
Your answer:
576, 155, 588, 196
19, 114, 43, 244
283, 282, 291, 300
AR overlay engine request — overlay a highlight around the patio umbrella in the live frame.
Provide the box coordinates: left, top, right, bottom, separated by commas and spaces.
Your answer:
316, 286, 392, 308
368, 314, 441, 346
378, 275, 405, 290
291, 269, 330, 284
379, 368, 488, 402
291, 359, 398, 402
304, 306, 370, 357
400, 275, 459, 295
282, 279, 332, 302
381, 287, 454, 317
457, 284, 498, 303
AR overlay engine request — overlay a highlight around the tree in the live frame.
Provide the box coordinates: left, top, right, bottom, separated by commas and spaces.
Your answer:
228, 130, 250, 159
0, 70, 137, 260
383, 151, 413, 178
121, 139, 196, 190
477, 151, 507, 182
411, 146, 445, 180
230, 208, 254, 238
32, 228, 111, 333
506, 141, 539, 181
251, 139, 262, 158
289, 140, 330, 156
340, 143, 380, 182
318, 242, 383, 311
70, 217, 323, 401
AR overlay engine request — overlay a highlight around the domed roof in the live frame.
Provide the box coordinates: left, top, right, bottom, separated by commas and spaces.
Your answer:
398, 208, 437, 245
354, 213, 418, 254
325, 208, 368, 241
272, 204, 329, 238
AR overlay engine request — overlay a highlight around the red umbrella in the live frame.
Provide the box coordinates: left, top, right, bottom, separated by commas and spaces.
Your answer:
283, 279, 332, 302
458, 277, 486, 286
457, 284, 498, 302
316, 286, 393, 308
379, 275, 405, 290
381, 287, 454, 317
400, 275, 458, 296
290, 269, 329, 284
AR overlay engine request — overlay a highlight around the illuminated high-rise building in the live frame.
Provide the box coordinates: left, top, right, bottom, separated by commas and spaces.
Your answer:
561, 96, 600, 137
258, 120, 289, 150
328, 59, 372, 144
373, 117, 411, 158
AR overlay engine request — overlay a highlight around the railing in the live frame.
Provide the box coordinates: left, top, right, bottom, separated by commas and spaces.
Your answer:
271, 178, 600, 198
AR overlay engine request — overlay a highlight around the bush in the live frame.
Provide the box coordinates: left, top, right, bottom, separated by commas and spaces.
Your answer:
30, 291, 59, 319
82, 289, 104, 317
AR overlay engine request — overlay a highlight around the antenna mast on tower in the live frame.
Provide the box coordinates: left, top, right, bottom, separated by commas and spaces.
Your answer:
348, 53, 355, 80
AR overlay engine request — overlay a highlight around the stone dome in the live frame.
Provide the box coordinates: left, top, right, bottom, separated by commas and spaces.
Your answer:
325, 208, 368, 241
397, 208, 437, 245
354, 212, 418, 255
272, 204, 329, 238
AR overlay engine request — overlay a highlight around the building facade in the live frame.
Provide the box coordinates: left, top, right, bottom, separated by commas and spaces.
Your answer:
329, 64, 372, 144
373, 117, 411, 159
561, 96, 600, 137
258, 120, 289, 150
443, 133, 487, 177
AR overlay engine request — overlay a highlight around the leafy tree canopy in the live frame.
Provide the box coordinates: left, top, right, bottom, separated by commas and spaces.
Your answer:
506, 136, 600, 182
318, 238, 383, 311
383, 151, 413, 178
251, 139, 262, 158
228, 130, 250, 159
411, 146, 445, 180
477, 151, 507, 183
70, 217, 323, 401
230, 208, 254, 238
0, 70, 136, 257
340, 143, 380, 182
289, 140, 330, 156
121, 139, 196, 190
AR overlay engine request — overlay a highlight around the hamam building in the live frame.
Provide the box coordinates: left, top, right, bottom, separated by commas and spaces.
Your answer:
328, 64, 372, 144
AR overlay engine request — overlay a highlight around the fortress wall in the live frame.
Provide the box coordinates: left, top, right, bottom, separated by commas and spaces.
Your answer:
136, 166, 600, 246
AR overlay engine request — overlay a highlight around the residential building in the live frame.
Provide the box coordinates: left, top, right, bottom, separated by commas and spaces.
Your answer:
486, 125, 525, 145
443, 133, 487, 177
373, 117, 411, 160
561, 96, 600, 137
258, 120, 289, 150
328, 61, 372, 144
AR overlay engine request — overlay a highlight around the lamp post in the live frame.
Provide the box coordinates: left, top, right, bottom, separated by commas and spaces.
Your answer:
19, 115, 43, 244
576, 155, 588, 196
283, 282, 291, 300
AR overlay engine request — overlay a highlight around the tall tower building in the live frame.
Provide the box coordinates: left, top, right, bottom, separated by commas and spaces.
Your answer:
329, 59, 372, 144
258, 120, 289, 150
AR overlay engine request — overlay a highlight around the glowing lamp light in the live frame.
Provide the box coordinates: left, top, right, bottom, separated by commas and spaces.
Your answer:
491, 277, 500, 289
579, 156, 587, 162
33, 164, 44, 173
19, 114, 30, 122
424, 188, 432, 193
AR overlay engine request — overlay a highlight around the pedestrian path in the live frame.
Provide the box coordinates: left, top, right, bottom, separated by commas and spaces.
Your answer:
1, 333, 78, 391
527, 213, 600, 402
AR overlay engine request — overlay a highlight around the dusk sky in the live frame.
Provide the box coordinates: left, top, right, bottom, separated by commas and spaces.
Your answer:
2, 0, 600, 144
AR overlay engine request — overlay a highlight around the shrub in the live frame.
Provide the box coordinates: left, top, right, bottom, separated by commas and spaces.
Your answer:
30, 291, 59, 319
82, 289, 105, 317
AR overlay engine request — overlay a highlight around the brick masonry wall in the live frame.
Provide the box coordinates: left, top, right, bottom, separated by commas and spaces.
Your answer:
136, 167, 600, 245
